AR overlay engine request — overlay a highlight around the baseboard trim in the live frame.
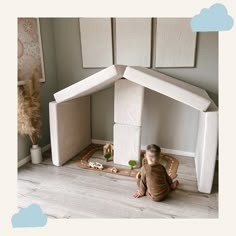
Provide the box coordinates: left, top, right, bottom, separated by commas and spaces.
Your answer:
92, 139, 112, 145
18, 144, 51, 168
158, 147, 194, 157
91, 139, 195, 157
17, 155, 31, 168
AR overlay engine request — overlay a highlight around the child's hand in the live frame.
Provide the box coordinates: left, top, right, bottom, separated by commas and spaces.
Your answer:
133, 190, 142, 198
135, 171, 141, 180
170, 180, 179, 190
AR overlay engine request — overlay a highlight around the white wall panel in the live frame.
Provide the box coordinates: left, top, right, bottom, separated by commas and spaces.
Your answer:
155, 18, 197, 67
79, 18, 113, 68
115, 18, 152, 67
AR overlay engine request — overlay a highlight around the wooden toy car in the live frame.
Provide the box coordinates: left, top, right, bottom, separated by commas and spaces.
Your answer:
111, 167, 118, 173
88, 161, 104, 170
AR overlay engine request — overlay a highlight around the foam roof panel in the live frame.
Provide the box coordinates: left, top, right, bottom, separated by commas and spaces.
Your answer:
124, 66, 211, 111
54, 65, 126, 103
53, 65, 211, 111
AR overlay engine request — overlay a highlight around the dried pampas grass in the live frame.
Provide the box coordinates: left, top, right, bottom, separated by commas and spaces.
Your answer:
18, 69, 41, 145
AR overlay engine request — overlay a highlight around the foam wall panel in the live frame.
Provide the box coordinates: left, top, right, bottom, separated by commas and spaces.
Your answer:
113, 123, 141, 166
49, 96, 91, 166
114, 79, 145, 126
195, 101, 218, 193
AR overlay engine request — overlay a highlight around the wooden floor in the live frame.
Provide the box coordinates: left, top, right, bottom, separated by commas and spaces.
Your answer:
18, 149, 218, 218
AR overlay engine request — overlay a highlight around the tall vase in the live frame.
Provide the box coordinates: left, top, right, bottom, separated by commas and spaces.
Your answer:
30, 144, 42, 164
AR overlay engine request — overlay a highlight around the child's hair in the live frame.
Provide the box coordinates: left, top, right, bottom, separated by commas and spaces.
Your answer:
146, 144, 161, 156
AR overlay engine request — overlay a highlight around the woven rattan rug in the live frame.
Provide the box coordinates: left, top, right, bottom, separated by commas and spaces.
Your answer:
76, 143, 179, 179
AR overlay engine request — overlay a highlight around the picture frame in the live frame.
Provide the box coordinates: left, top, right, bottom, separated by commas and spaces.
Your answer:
18, 18, 45, 85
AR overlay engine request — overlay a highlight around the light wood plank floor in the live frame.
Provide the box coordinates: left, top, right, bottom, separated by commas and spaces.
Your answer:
18, 149, 218, 218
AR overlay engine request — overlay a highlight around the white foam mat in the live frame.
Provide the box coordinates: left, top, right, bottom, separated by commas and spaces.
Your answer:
195, 94, 218, 193
54, 65, 126, 103
114, 79, 144, 126
124, 66, 211, 111
113, 123, 141, 166
49, 96, 91, 166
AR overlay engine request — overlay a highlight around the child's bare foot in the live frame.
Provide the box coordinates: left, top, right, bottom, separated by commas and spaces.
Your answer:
171, 180, 179, 190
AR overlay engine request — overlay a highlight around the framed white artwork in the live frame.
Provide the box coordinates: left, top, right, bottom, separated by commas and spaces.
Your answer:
18, 18, 45, 85
114, 18, 152, 67
155, 18, 197, 68
79, 18, 113, 68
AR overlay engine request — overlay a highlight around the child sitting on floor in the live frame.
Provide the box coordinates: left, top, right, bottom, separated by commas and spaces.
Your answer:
133, 144, 179, 202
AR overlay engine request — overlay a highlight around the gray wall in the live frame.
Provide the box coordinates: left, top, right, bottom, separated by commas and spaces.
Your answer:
52, 18, 218, 153
18, 18, 58, 161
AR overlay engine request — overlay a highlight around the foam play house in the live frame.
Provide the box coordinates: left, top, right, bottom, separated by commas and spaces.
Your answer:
49, 65, 218, 193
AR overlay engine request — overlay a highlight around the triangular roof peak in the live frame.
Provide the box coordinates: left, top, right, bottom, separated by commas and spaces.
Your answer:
53, 65, 211, 111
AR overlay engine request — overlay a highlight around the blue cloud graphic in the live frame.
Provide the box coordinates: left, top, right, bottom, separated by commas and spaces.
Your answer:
191, 3, 234, 32
11, 204, 47, 228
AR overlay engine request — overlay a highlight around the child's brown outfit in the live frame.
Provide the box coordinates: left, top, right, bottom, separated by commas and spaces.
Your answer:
137, 163, 173, 201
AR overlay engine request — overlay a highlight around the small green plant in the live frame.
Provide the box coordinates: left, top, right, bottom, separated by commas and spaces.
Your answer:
128, 160, 136, 170
104, 153, 111, 162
